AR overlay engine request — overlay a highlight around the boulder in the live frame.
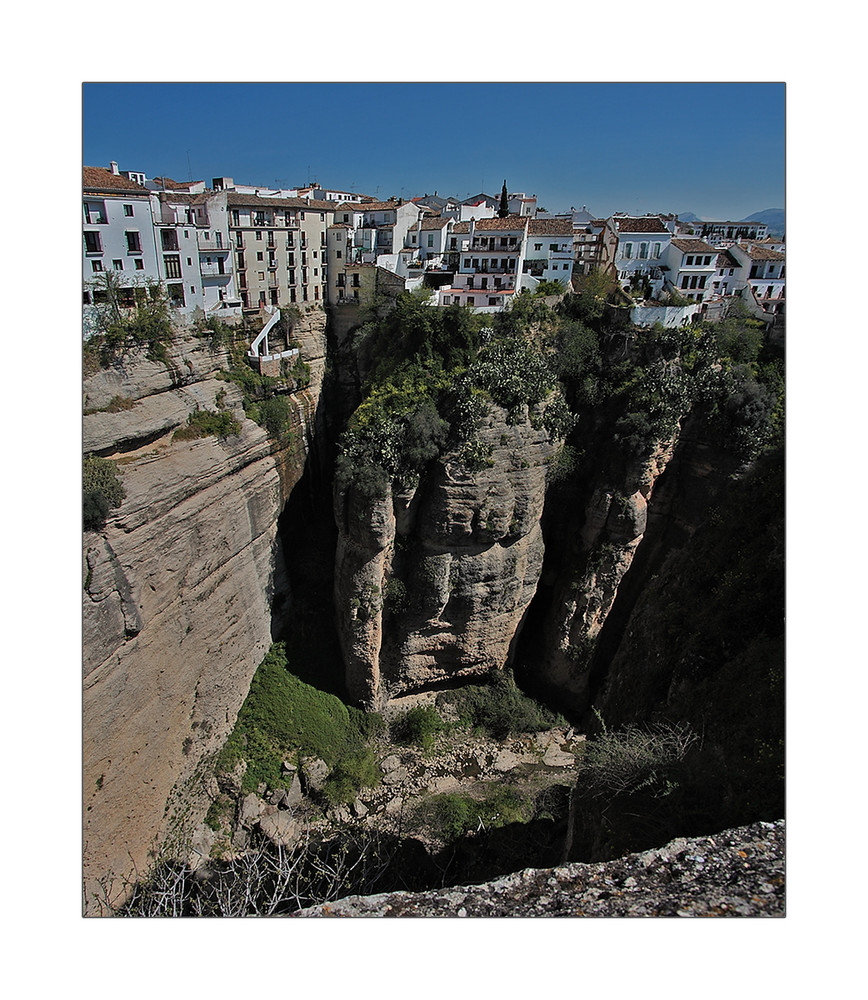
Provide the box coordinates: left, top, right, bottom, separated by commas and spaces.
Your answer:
238, 793, 265, 828
259, 812, 300, 848
300, 757, 329, 793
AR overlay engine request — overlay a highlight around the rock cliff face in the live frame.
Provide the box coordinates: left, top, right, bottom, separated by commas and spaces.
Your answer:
83, 310, 326, 910
334, 405, 557, 708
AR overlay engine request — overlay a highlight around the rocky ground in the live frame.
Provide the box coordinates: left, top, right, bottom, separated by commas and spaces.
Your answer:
291, 819, 785, 917
195, 701, 584, 863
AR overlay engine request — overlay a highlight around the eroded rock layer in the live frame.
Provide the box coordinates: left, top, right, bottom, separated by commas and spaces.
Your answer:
83, 312, 326, 910
334, 405, 556, 708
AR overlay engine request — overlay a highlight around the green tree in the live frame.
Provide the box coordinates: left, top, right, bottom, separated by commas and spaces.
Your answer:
498, 180, 509, 218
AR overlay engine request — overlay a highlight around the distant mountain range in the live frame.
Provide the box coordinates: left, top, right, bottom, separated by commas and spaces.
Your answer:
740, 209, 785, 235
676, 209, 784, 235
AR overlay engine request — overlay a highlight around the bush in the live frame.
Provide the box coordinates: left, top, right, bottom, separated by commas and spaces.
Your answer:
173, 409, 240, 442
258, 395, 294, 442
437, 670, 565, 741
427, 786, 532, 840
390, 705, 444, 751
83, 455, 125, 531
579, 714, 698, 801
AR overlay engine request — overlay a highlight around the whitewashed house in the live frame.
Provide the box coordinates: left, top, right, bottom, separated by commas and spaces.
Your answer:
83, 165, 162, 333
660, 238, 719, 303
524, 218, 575, 287
729, 243, 785, 315
437, 216, 529, 311
612, 216, 672, 296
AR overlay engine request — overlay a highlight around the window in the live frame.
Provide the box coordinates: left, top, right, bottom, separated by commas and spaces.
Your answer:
534, 243, 542, 251
681, 275, 689, 289
685, 255, 693, 266
161, 230, 179, 251
464, 258, 471, 268
343, 214, 349, 223
336, 250, 342, 259
623, 243, 632, 259
257, 252, 264, 262
125, 231, 141, 253
164, 255, 182, 279
231, 210, 240, 226
467, 296, 475, 306
314, 286, 320, 300
255, 231, 262, 241
690, 276, 698, 289
84, 231, 102, 254
442, 296, 451, 305
290, 288, 297, 303
91, 260, 104, 272
639, 243, 648, 259
552, 264, 558, 270
187, 258, 192, 266
135, 259, 144, 270
113, 259, 123, 270
698, 276, 707, 289
123, 204, 134, 217
168, 283, 185, 305
313, 251, 318, 259
488, 297, 497, 306
427, 234, 434, 247
653, 243, 661, 258
83, 290, 92, 305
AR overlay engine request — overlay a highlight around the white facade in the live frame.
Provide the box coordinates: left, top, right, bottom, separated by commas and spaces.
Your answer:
83, 167, 163, 325
729, 243, 786, 312
525, 220, 574, 286
437, 217, 528, 311
613, 218, 672, 296
661, 239, 719, 303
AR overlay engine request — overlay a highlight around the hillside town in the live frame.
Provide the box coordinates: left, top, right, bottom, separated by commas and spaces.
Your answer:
82, 162, 784, 334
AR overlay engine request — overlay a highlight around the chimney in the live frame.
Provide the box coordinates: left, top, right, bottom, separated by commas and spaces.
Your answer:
110, 161, 119, 175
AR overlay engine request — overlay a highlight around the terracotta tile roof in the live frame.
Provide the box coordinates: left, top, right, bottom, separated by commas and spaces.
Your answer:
528, 218, 574, 235
152, 176, 204, 190
83, 166, 149, 194
452, 222, 471, 233
741, 245, 785, 261
716, 250, 741, 268
670, 238, 718, 254
329, 222, 353, 229
157, 191, 210, 205
357, 200, 420, 213
473, 215, 529, 231
420, 217, 451, 230
226, 192, 335, 211
614, 216, 669, 233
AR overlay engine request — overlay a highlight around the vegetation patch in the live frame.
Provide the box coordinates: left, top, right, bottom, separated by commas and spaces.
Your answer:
83, 454, 125, 531
215, 643, 383, 798
425, 785, 533, 840
173, 408, 241, 442
390, 705, 445, 751
437, 670, 566, 741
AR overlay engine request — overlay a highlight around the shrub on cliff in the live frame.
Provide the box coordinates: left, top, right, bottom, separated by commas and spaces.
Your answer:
83, 455, 125, 531
172, 408, 241, 442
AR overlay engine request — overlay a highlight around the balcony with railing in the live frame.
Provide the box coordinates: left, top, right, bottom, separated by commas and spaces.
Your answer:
198, 238, 230, 252
200, 261, 228, 278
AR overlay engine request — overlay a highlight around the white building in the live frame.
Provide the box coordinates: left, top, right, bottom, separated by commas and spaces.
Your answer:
729, 243, 786, 315
83, 165, 161, 317
524, 218, 575, 287
612, 216, 672, 296
661, 238, 720, 302
437, 216, 528, 311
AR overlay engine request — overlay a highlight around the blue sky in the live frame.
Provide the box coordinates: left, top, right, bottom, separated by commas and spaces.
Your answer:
83, 83, 784, 220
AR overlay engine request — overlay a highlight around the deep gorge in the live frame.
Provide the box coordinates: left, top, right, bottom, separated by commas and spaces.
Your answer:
82, 288, 784, 914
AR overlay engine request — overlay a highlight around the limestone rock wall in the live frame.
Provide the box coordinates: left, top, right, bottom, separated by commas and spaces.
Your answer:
535, 437, 679, 710
334, 405, 557, 709
83, 315, 326, 911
